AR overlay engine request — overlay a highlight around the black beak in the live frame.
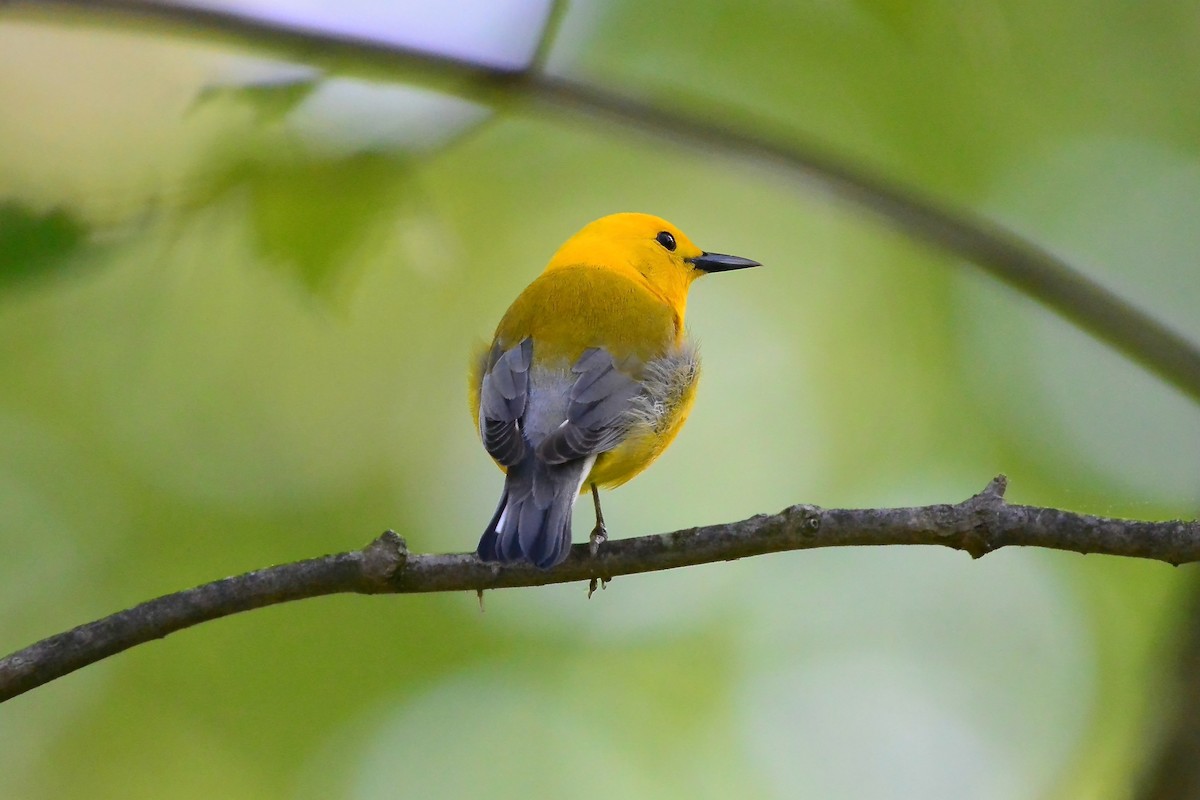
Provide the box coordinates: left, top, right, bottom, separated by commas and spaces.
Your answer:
687, 251, 761, 273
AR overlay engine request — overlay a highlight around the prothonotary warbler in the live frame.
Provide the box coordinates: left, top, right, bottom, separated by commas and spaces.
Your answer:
471, 212, 760, 568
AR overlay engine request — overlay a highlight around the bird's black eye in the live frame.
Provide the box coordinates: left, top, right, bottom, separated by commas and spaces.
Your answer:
656, 231, 677, 252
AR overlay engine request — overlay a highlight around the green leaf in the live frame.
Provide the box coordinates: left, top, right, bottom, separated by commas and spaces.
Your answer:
0, 203, 88, 286
191, 77, 320, 124
220, 152, 415, 294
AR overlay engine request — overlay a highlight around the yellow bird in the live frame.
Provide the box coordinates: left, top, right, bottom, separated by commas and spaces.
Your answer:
471, 213, 759, 568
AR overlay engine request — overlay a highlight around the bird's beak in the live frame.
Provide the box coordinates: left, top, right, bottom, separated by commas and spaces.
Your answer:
687, 251, 761, 273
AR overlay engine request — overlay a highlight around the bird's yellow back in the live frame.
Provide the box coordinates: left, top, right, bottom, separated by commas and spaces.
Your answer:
494, 266, 678, 365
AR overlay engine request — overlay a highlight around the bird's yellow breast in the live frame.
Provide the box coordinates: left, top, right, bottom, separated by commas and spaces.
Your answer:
586, 354, 699, 488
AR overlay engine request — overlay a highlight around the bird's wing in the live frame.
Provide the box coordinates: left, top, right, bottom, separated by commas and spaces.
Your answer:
536, 347, 642, 465
477, 338, 533, 466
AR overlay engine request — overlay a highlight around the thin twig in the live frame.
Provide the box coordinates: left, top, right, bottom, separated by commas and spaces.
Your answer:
529, 0, 570, 72
2, 476, 1197, 703
6, 0, 1200, 402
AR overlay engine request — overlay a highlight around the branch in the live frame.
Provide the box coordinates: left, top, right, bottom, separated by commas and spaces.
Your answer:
7, 0, 1200, 403
3, 476, 1197, 703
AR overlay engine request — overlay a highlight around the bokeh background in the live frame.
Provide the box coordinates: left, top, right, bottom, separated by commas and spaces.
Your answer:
3, 1, 1200, 798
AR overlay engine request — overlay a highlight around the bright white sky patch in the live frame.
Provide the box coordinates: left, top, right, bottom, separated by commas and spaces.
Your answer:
186, 0, 554, 69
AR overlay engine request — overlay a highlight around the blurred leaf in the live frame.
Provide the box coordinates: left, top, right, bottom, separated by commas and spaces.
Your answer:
0, 203, 87, 286
198, 151, 415, 294
191, 77, 321, 124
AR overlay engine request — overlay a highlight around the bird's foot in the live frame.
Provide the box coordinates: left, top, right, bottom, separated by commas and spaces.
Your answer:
588, 522, 608, 557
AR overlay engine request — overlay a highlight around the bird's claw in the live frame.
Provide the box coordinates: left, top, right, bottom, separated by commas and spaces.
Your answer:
587, 522, 609, 600
589, 523, 608, 557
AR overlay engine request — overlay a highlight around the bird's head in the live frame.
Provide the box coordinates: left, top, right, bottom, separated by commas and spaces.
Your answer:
545, 213, 759, 310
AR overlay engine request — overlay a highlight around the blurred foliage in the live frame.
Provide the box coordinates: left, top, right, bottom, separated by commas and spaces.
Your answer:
0, 203, 87, 285
192, 150, 418, 294
0, 1, 1198, 799
192, 77, 320, 123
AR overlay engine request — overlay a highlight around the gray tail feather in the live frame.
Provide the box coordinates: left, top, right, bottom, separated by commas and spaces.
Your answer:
476, 456, 585, 569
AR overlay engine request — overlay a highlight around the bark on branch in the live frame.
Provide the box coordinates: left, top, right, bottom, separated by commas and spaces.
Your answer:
2, 476, 1196, 703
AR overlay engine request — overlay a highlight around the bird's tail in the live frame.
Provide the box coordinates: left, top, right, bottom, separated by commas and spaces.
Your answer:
476, 456, 591, 569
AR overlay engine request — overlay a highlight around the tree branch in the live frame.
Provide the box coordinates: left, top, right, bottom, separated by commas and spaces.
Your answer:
2, 476, 1196, 703
7, 0, 1200, 403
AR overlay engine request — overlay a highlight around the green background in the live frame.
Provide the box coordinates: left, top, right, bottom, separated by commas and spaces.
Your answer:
2, 1, 1199, 797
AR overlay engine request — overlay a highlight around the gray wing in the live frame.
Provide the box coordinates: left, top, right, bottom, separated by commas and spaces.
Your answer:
536, 347, 642, 465
478, 338, 533, 466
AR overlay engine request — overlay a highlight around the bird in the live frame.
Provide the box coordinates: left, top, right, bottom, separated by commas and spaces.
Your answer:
470, 212, 759, 569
